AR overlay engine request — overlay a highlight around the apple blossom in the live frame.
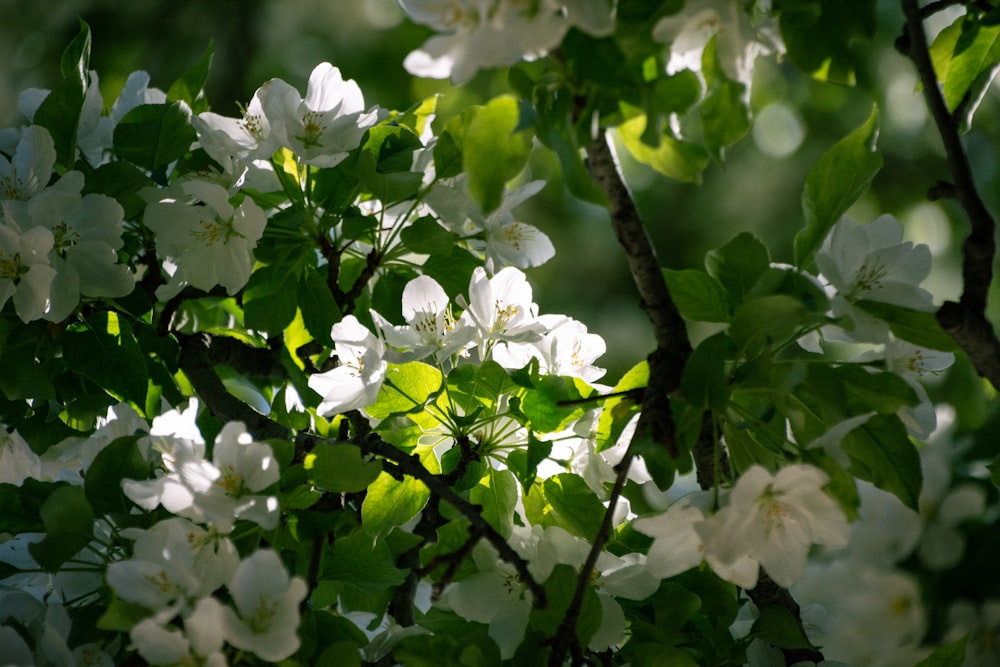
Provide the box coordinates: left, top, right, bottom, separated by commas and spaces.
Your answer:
0, 125, 56, 204
698, 464, 850, 588
258, 62, 379, 167
458, 266, 545, 361
144, 179, 266, 300
130, 597, 228, 667
221, 549, 307, 662
0, 427, 42, 486
310, 314, 389, 415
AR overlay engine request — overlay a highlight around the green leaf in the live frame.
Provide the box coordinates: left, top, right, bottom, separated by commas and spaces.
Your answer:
794, 106, 882, 268
447, 360, 519, 413
355, 149, 422, 204
84, 435, 149, 515
470, 467, 518, 539
63, 311, 149, 406
705, 232, 770, 309
750, 605, 814, 650
700, 38, 751, 161
988, 455, 1000, 489
400, 215, 459, 256
361, 446, 438, 537
83, 161, 153, 220
520, 376, 589, 432
595, 360, 648, 453
366, 362, 443, 419
663, 269, 731, 323
914, 635, 968, 667
34, 20, 90, 168
680, 332, 730, 412
524, 473, 606, 541
421, 249, 480, 300
841, 414, 922, 510
650, 71, 702, 117
28, 485, 94, 571
930, 15, 1000, 126
854, 300, 959, 351
0, 479, 53, 533
830, 364, 919, 414
113, 102, 197, 174
167, 41, 214, 114
463, 95, 534, 213
307, 443, 382, 493
298, 266, 342, 347
779, 0, 876, 85
616, 115, 709, 184
729, 295, 809, 353
243, 263, 301, 335
321, 530, 407, 593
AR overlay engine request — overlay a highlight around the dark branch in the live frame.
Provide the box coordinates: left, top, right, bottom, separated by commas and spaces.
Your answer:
901, 0, 1000, 390
177, 332, 290, 441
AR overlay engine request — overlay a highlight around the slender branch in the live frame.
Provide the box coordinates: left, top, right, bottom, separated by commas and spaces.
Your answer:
901, 0, 1000, 389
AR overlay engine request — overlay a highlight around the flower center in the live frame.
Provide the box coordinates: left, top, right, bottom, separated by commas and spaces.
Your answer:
249, 595, 278, 634
52, 222, 80, 254
297, 111, 328, 149
216, 464, 245, 496
0, 251, 28, 282
852, 258, 889, 296
188, 214, 243, 247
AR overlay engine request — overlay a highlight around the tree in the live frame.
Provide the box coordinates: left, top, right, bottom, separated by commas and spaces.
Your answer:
0, 1, 997, 665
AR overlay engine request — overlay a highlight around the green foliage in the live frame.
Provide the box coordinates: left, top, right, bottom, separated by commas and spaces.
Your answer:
778, 0, 877, 85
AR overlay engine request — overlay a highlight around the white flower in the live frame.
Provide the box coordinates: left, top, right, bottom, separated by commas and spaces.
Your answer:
917, 440, 986, 571
309, 315, 389, 415
0, 427, 42, 486
425, 179, 554, 269
123, 423, 281, 532
144, 180, 266, 300
815, 215, 935, 343
459, 266, 545, 360
698, 464, 850, 588
221, 549, 307, 662
20, 173, 134, 321
883, 338, 954, 438
493, 314, 607, 381
0, 125, 56, 204
258, 62, 379, 167
193, 86, 279, 163
400, 0, 615, 84
0, 218, 55, 322
131, 597, 228, 667
370, 274, 475, 364
633, 491, 759, 586
945, 599, 1000, 667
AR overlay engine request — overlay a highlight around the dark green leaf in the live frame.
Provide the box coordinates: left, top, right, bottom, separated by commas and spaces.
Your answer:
401, 215, 459, 256
529, 563, 602, 645
167, 41, 214, 114
681, 332, 730, 412
914, 635, 968, 667
28, 485, 94, 571
298, 266, 342, 347
470, 467, 518, 539
663, 269, 732, 322
243, 264, 301, 335
84, 435, 148, 515
520, 376, 589, 432
841, 414, 922, 510
751, 605, 814, 650
705, 232, 770, 308
779, 0, 876, 85
113, 102, 197, 173
794, 106, 882, 268
63, 312, 149, 406
0, 479, 53, 533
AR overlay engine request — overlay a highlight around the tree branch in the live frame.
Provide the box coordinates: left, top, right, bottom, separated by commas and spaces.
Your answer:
901, 0, 1000, 388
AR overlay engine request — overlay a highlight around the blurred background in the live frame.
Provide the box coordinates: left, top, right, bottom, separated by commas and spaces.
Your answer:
3, 0, 996, 382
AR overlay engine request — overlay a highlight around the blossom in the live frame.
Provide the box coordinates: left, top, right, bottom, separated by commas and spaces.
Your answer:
652, 0, 782, 87
815, 215, 935, 343
123, 423, 281, 532
0, 220, 56, 322
425, 178, 554, 269
371, 274, 475, 364
130, 597, 228, 667
221, 549, 307, 662
258, 62, 379, 167
458, 266, 545, 360
698, 464, 850, 588
492, 314, 607, 381
19, 173, 134, 321
0, 125, 56, 204
309, 315, 389, 415
0, 427, 42, 485
400, 0, 615, 84
144, 179, 266, 300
